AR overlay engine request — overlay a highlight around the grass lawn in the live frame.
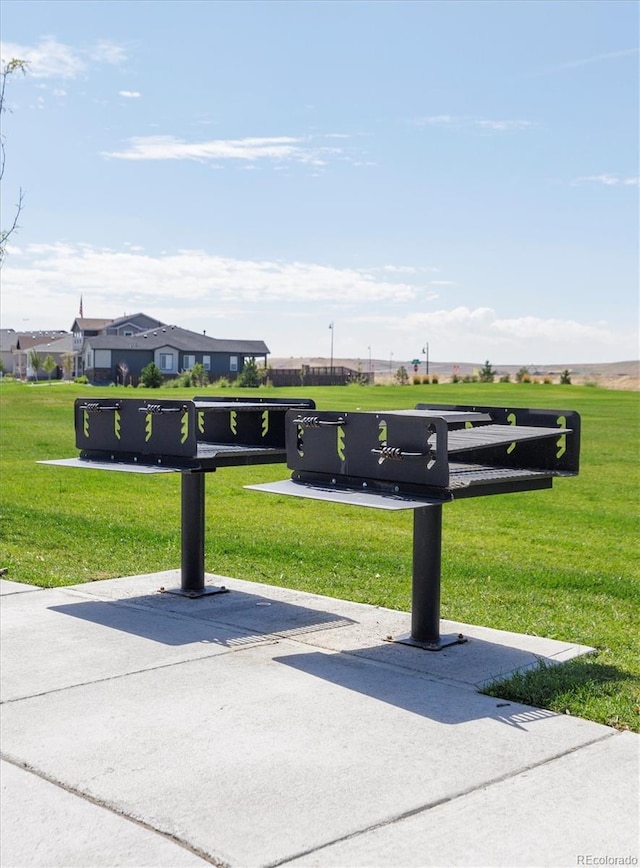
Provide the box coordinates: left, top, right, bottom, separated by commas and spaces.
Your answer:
1, 379, 638, 731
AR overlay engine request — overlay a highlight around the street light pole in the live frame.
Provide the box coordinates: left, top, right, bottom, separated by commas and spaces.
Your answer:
423, 342, 429, 377
329, 322, 334, 375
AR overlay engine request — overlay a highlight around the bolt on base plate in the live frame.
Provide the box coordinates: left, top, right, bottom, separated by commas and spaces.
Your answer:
385, 632, 468, 651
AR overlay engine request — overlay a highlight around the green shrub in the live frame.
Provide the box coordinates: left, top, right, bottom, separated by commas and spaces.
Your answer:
191, 363, 209, 387
478, 360, 497, 383
238, 358, 261, 387
140, 362, 163, 388
74, 375, 89, 384
164, 377, 182, 389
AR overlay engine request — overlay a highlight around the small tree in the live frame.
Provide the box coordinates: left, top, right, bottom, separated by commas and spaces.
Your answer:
61, 352, 74, 381
238, 357, 261, 388
140, 361, 163, 388
515, 366, 529, 383
28, 349, 41, 381
42, 354, 56, 382
117, 361, 129, 387
560, 369, 572, 385
478, 360, 497, 383
394, 366, 409, 386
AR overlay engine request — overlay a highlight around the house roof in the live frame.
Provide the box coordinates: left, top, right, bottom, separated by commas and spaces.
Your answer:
71, 313, 168, 333
13, 331, 69, 351
71, 318, 113, 332
106, 313, 166, 331
85, 325, 269, 355
27, 334, 75, 355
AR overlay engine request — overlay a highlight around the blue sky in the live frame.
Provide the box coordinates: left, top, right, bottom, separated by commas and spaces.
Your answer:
1, 0, 638, 364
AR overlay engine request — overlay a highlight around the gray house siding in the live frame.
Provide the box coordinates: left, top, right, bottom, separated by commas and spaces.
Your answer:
76, 318, 268, 385
85, 349, 155, 385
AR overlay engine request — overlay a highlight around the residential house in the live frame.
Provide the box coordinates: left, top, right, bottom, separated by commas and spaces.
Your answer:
80, 321, 269, 385
3, 313, 270, 384
2, 329, 70, 378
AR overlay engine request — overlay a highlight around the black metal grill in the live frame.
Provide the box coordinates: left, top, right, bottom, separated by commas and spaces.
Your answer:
42, 398, 580, 651
249, 403, 581, 650
42, 396, 315, 596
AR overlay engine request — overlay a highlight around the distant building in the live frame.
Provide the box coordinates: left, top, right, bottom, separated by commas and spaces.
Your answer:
3, 313, 270, 384
1, 329, 69, 378
74, 313, 269, 384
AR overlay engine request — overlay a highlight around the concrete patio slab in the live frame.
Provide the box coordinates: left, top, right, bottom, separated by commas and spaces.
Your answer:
287, 731, 640, 867
1, 572, 635, 868
0, 760, 210, 867
64, 570, 596, 689
0, 584, 276, 701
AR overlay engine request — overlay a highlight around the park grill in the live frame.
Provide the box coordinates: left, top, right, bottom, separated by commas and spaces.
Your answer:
248, 403, 580, 649
42, 397, 580, 651
41, 396, 315, 596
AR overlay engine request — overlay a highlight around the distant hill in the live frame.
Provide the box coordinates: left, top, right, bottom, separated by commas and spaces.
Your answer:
267, 358, 640, 390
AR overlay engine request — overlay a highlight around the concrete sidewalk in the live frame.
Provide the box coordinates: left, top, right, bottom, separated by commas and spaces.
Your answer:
1, 573, 638, 867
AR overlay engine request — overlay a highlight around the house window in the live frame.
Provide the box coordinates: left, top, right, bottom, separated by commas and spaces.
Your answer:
159, 353, 174, 372
230, 356, 238, 372
183, 355, 195, 370
203, 355, 211, 371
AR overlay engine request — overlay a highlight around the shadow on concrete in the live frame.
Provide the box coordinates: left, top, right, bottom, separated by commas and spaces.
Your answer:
48, 589, 355, 647
274, 647, 561, 728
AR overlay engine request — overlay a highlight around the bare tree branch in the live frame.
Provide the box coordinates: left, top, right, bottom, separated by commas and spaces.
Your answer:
0, 58, 28, 264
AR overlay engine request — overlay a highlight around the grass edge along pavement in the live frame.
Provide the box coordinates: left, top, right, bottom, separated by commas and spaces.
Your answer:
0, 379, 638, 732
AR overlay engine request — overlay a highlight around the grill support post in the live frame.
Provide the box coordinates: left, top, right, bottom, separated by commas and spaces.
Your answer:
411, 505, 443, 644
163, 471, 228, 597
390, 504, 466, 650
181, 471, 205, 591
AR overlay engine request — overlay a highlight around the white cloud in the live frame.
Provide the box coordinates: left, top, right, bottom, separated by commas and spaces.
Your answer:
0, 37, 126, 79
414, 115, 535, 132
416, 115, 456, 126
2, 242, 419, 307
2, 243, 632, 362
350, 305, 618, 356
474, 119, 535, 132
102, 134, 347, 166
89, 41, 127, 66
118, 90, 141, 99
544, 48, 638, 74
490, 315, 610, 342
572, 174, 639, 187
